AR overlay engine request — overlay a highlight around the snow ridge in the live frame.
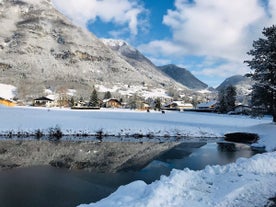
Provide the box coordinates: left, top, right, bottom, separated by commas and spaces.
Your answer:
78, 152, 276, 207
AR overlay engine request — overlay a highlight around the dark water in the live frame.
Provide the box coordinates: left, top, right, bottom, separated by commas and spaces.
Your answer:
0, 142, 257, 207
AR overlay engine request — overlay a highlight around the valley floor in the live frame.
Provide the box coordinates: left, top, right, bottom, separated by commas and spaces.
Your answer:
0, 106, 275, 150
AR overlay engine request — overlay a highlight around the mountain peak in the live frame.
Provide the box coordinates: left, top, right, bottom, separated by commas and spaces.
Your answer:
101, 38, 128, 48
216, 75, 253, 91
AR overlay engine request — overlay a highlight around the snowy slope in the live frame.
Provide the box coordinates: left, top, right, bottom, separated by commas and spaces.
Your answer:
101, 39, 186, 91
216, 75, 254, 104
78, 151, 276, 207
0, 83, 16, 100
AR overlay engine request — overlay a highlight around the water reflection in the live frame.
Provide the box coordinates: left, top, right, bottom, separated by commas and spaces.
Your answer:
0, 142, 258, 207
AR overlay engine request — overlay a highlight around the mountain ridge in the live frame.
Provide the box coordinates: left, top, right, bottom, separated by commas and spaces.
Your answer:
216, 75, 253, 91
0, 0, 184, 100
101, 38, 184, 89
157, 64, 208, 90
216, 75, 254, 104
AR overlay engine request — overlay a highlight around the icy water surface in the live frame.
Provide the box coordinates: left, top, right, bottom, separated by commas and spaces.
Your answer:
0, 142, 257, 207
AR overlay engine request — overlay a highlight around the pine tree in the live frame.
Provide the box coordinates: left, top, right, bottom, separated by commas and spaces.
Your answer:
69, 96, 75, 107
225, 85, 237, 112
129, 94, 137, 109
245, 25, 276, 122
155, 98, 162, 111
218, 85, 236, 113
89, 88, 99, 107
104, 91, 112, 99
218, 88, 227, 113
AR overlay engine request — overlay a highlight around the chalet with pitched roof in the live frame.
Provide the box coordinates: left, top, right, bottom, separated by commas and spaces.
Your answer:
33, 96, 54, 107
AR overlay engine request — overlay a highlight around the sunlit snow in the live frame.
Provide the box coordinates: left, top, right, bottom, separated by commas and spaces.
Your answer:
0, 83, 16, 100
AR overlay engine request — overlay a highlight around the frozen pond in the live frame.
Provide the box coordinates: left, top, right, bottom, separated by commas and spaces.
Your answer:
0, 142, 258, 207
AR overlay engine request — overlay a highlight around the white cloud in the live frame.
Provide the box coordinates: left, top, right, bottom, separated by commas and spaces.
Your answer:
146, 56, 172, 67
138, 0, 276, 86
192, 61, 250, 78
138, 40, 185, 56
52, 0, 147, 36
162, 0, 273, 61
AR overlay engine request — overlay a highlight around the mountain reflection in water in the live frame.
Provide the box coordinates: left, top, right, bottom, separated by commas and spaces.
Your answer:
0, 142, 257, 207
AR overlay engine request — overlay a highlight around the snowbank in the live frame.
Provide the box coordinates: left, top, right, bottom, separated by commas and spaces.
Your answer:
78, 152, 276, 207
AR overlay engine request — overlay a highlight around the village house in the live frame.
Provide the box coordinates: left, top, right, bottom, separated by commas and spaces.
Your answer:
74, 100, 87, 108
196, 100, 217, 112
163, 101, 194, 111
233, 104, 251, 115
103, 98, 122, 108
33, 96, 54, 107
140, 102, 150, 111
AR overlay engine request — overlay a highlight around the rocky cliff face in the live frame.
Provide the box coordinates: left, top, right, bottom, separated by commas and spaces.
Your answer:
0, 0, 182, 100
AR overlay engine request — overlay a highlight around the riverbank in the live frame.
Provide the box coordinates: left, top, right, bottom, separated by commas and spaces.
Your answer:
79, 151, 276, 207
0, 106, 275, 151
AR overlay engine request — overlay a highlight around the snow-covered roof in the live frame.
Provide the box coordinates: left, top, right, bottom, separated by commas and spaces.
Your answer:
103, 98, 121, 103
34, 96, 54, 101
197, 100, 217, 108
164, 101, 185, 107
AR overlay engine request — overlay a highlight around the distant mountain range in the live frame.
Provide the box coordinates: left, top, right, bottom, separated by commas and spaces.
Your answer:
157, 64, 208, 90
102, 39, 208, 90
101, 39, 182, 89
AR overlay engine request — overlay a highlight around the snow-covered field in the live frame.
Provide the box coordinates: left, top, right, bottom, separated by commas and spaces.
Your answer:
0, 105, 275, 149
0, 106, 275, 207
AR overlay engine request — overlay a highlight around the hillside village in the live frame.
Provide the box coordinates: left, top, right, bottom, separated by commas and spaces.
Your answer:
0, 82, 254, 116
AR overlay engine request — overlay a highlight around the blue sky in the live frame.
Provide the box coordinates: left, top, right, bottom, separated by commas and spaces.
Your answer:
53, 0, 276, 87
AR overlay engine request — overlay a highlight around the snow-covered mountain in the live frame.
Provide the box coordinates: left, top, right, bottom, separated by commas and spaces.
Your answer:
216, 75, 254, 104
101, 39, 185, 89
0, 0, 184, 100
216, 75, 253, 93
102, 39, 209, 91
157, 64, 208, 90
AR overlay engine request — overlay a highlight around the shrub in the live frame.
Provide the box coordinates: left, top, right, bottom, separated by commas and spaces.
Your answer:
95, 128, 104, 141
48, 125, 63, 141
34, 129, 44, 140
